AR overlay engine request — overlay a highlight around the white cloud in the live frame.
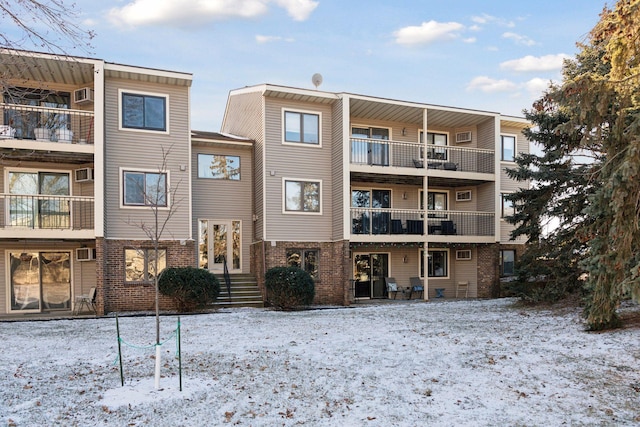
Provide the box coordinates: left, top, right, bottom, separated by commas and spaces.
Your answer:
467, 76, 518, 93
393, 20, 464, 45
502, 32, 536, 46
108, 0, 317, 28
274, 0, 318, 21
500, 54, 570, 72
524, 77, 554, 95
463, 37, 476, 43
471, 13, 515, 28
255, 35, 294, 43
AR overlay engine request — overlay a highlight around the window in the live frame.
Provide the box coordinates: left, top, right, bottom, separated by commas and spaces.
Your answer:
420, 131, 448, 160
123, 171, 167, 207
420, 249, 448, 278
121, 92, 167, 131
3, 88, 70, 140
351, 189, 391, 234
284, 111, 320, 144
351, 126, 390, 166
284, 179, 321, 213
420, 190, 448, 218
456, 249, 472, 260
124, 248, 167, 283
501, 135, 516, 162
8, 171, 70, 228
287, 249, 319, 279
501, 193, 515, 218
456, 190, 472, 202
198, 154, 240, 180
500, 250, 516, 277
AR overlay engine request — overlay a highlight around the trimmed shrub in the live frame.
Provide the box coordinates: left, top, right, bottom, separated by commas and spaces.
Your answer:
159, 267, 220, 312
265, 266, 315, 310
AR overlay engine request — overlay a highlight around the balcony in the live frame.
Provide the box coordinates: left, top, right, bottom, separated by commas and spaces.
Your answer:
0, 103, 95, 146
350, 138, 494, 174
350, 208, 495, 242
0, 194, 95, 238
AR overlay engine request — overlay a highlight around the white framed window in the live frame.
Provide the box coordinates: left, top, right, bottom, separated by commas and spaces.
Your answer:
501, 134, 516, 162
420, 249, 449, 278
121, 168, 169, 208
119, 89, 169, 133
197, 154, 240, 180
456, 190, 472, 202
419, 130, 449, 160
5, 168, 72, 229
456, 249, 472, 260
283, 178, 322, 214
351, 125, 391, 166
419, 189, 449, 218
283, 109, 321, 146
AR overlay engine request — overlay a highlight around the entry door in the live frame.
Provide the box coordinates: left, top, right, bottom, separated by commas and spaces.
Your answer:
353, 253, 389, 299
199, 219, 241, 272
9, 251, 71, 312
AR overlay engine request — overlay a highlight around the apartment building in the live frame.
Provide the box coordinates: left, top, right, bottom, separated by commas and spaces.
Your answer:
221, 84, 528, 305
0, 50, 529, 318
0, 50, 195, 316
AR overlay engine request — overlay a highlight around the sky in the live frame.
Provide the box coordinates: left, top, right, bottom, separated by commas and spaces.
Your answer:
15, 0, 610, 130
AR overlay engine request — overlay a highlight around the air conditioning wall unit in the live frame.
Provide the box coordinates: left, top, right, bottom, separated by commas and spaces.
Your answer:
455, 131, 472, 143
75, 168, 94, 182
76, 247, 96, 261
74, 87, 94, 104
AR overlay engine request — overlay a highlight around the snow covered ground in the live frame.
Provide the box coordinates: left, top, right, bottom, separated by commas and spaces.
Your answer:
1, 298, 639, 426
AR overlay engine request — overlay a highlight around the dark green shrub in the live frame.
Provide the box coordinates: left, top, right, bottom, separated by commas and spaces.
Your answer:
159, 267, 220, 312
265, 266, 315, 310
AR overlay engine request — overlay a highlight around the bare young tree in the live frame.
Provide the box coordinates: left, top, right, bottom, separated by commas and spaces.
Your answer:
0, 0, 95, 53
124, 145, 185, 389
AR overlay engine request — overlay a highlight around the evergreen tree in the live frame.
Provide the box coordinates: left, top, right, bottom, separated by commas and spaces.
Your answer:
507, 1, 640, 329
504, 93, 593, 302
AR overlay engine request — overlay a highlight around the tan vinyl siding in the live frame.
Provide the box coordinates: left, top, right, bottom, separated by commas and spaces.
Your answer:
453, 248, 478, 297
191, 143, 253, 273
476, 118, 496, 150
264, 98, 333, 241
104, 78, 191, 240
476, 182, 495, 212
221, 91, 265, 240
331, 99, 344, 240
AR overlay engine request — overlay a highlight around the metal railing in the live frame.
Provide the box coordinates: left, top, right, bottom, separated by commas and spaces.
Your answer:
0, 103, 95, 145
350, 138, 495, 173
350, 208, 494, 236
0, 194, 94, 230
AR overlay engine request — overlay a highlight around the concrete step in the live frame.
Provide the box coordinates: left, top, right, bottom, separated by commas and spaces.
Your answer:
213, 273, 263, 308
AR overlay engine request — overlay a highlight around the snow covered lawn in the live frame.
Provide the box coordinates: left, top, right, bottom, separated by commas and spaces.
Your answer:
1, 298, 639, 426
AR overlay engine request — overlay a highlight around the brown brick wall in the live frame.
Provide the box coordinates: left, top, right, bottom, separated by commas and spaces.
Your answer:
477, 243, 499, 298
476, 243, 526, 298
251, 240, 350, 306
99, 239, 196, 313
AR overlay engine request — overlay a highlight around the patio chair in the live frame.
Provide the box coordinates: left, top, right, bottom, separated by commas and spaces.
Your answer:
74, 287, 96, 315
456, 281, 469, 298
385, 277, 400, 300
409, 277, 424, 299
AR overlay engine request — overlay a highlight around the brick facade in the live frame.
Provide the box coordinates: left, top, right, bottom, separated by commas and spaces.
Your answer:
250, 240, 350, 306
476, 243, 526, 298
97, 238, 196, 314
477, 244, 499, 298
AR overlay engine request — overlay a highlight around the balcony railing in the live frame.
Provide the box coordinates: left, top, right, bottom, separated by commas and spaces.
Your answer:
0, 194, 94, 230
0, 103, 95, 145
350, 138, 494, 174
350, 208, 494, 237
